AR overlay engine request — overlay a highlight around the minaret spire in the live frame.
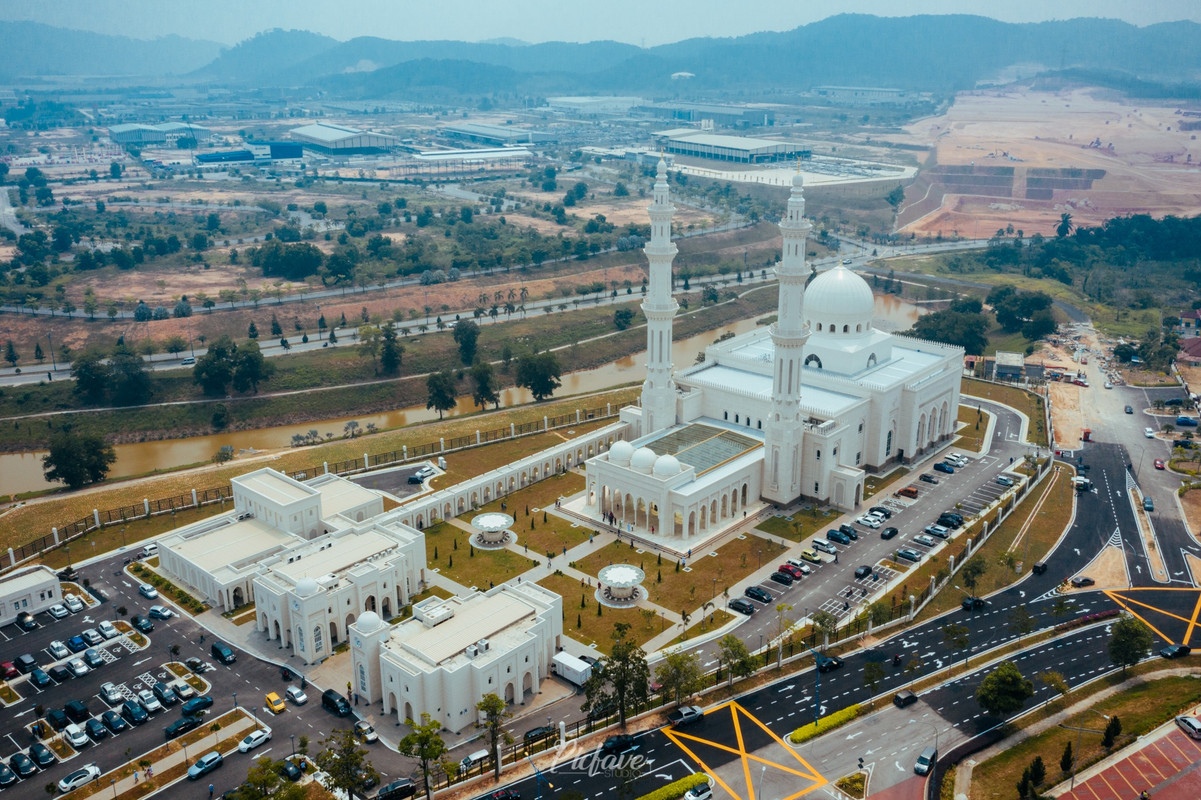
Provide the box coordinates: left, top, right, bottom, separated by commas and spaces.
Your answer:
762, 171, 812, 504
639, 157, 679, 436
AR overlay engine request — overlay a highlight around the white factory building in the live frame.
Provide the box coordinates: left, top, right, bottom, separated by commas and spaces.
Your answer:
289, 123, 398, 154
583, 161, 962, 547
0, 565, 61, 626
349, 583, 563, 731
157, 468, 426, 663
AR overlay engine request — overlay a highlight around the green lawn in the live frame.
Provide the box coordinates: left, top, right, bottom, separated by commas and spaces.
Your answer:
955, 407, 993, 452
755, 508, 840, 541
962, 378, 1048, 446
424, 521, 538, 589
538, 571, 658, 653
469, 473, 592, 557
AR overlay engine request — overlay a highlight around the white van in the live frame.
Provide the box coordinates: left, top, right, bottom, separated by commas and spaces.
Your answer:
141, 543, 158, 558
812, 538, 838, 555
459, 749, 490, 775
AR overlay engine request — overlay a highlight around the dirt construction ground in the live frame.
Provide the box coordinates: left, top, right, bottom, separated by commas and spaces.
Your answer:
894, 86, 1201, 237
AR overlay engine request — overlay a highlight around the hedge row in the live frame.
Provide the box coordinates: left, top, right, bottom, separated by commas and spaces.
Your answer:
1054, 608, 1119, 634
129, 563, 208, 613
636, 773, 711, 800
788, 704, 863, 744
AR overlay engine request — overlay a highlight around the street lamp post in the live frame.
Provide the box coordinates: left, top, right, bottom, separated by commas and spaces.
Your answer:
290, 734, 296, 758
798, 642, 824, 727
232, 692, 237, 709
1062, 710, 1110, 790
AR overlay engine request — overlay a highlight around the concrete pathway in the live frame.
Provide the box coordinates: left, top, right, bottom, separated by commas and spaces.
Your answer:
107, 711, 256, 799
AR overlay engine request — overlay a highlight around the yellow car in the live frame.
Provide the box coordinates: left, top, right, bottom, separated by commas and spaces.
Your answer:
266, 692, 286, 714
799, 549, 823, 564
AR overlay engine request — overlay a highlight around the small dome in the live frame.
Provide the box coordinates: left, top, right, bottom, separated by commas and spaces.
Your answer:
356, 610, 382, 634
296, 578, 319, 597
630, 447, 657, 473
609, 440, 634, 466
653, 454, 682, 477
805, 265, 875, 335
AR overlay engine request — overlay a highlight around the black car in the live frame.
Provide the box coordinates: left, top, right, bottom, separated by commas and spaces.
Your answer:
0, 762, 16, 787
1160, 644, 1192, 659
65, 699, 91, 722
961, 597, 987, 611
153, 681, 179, 706
121, 699, 149, 725
933, 462, 955, 474
938, 515, 964, 529
600, 734, 639, 757
919, 473, 940, 484
839, 524, 857, 537
744, 586, 773, 603
354, 769, 378, 790
769, 571, 794, 586
853, 565, 872, 580
85, 718, 108, 741
816, 655, 844, 673
868, 506, 892, 519
49, 665, 72, 683
523, 725, 556, 745
29, 668, 52, 689
9, 753, 36, 778
407, 475, 424, 485
101, 710, 129, 734
827, 530, 851, 545
132, 616, 154, 633
279, 759, 303, 782
1125, 405, 1134, 414
880, 527, 899, 540
16, 614, 38, 632
29, 742, 55, 768
164, 715, 203, 740
1070, 576, 1096, 588
728, 598, 755, 616
46, 708, 71, 730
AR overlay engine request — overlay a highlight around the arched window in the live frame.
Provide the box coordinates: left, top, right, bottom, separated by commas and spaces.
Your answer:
843, 324, 849, 333
856, 324, 862, 332
805, 354, 823, 369
313, 626, 324, 653
886, 429, 893, 456
867, 353, 878, 368
816, 323, 822, 331
296, 627, 305, 653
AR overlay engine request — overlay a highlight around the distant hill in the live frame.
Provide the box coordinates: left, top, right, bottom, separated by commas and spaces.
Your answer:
3, 15, 1200, 96
0, 22, 220, 81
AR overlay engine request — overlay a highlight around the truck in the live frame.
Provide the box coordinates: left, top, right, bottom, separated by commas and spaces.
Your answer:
551, 652, 593, 686
667, 706, 704, 726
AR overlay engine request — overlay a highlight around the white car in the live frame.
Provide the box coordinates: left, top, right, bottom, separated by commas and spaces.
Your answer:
137, 689, 163, 713
58, 764, 101, 793
285, 686, 308, 705
48, 604, 69, 620
238, 728, 272, 753
1145, 427, 1156, 438
856, 515, 882, 529
97, 621, 119, 640
355, 721, 378, 743
100, 682, 124, 705
63, 594, 84, 613
67, 658, 90, 677
49, 640, 70, 659
684, 779, 714, 800
415, 465, 436, 479
64, 723, 89, 749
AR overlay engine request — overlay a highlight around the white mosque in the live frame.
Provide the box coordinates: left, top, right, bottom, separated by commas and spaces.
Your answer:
583, 160, 963, 547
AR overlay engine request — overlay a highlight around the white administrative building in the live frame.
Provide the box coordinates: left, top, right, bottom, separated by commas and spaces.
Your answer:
0, 565, 61, 625
583, 160, 963, 547
350, 582, 563, 732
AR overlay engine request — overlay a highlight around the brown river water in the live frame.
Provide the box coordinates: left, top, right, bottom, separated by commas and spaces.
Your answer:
1, 295, 921, 494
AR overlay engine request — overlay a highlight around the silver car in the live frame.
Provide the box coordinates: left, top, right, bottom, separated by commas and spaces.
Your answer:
49, 640, 70, 660
137, 689, 163, 713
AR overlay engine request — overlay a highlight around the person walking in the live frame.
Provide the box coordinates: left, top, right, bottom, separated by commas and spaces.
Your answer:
209, 784, 215, 799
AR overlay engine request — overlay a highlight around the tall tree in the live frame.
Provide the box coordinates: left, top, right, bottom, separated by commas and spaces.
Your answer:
654, 648, 703, 707
109, 351, 152, 406
469, 361, 500, 410
1056, 212, 1073, 239
242, 755, 282, 799
1108, 614, 1153, 675
582, 622, 650, 726
192, 335, 239, 395
959, 556, 987, 592
475, 693, 511, 780
379, 324, 403, 376
718, 634, 755, 687
42, 430, 116, 490
397, 713, 446, 800
315, 729, 376, 800
233, 341, 274, 393
975, 660, 1034, 717
71, 348, 111, 404
3, 340, 19, 368
452, 319, 480, 365
516, 351, 562, 402
426, 371, 457, 420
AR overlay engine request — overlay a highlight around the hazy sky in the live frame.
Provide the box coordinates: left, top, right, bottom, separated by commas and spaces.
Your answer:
2, 0, 1197, 46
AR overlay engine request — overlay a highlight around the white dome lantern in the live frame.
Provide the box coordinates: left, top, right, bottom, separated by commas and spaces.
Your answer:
356, 610, 382, 633
630, 447, 657, 473
609, 440, 634, 466
296, 578, 319, 597
653, 454, 682, 477
805, 265, 875, 337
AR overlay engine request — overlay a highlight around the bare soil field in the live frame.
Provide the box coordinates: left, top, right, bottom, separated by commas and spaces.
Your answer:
1048, 381, 1084, 448
894, 86, 1201, 237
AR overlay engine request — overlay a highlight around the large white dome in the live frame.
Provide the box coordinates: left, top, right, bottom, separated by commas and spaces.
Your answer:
356, 610, 382, 634
296, 578, 319, 597
653, 454, 682, 477
630, 447, 657, 474
805, 265, 876, 336
609, 440, 634, 466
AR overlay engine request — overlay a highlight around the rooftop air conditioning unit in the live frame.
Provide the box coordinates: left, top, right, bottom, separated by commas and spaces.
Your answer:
477, 638, 490, 652
465, 645, 479, 659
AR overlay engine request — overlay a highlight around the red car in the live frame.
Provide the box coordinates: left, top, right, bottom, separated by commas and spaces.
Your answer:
1154, 459, 1165, 470
778, 564, 805, 580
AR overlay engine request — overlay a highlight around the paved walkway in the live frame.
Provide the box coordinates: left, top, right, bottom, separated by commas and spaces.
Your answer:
108, 711, 256, 798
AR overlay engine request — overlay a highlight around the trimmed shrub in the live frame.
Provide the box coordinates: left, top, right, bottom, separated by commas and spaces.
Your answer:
789, 705, 863, 744
635, 773, 710, 800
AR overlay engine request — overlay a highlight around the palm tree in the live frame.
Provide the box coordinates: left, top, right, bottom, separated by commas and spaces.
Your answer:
1056, 212, 1073, 239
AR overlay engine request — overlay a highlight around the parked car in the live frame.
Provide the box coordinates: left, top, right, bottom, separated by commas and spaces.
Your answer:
187, 752, 224, 780
1070, 576, 1095, 588
67, 636, 88, 653
684, 780, 713, 800
66, 659, 90, 678
769, 571, 794, 586
919, 473, 940, 484
99, 683, 124, 705
933, 462, 955, 474
1178, 714, 1201, 739
1160, 644, 1191, 659
131, 616, 154, 633
138, 584, 159, 599
923, 525, 951, 539
799, 549, 823, 564
84, 719, 107, 742
65, 700, 91, 722
896, 548, 923, 563
47, 708, 71, 731
181, 696, 214, 716
137, 689, 162, 713
285, 686, 307, 705
153, 682, 178, 706
48, 640, 70, 659
58, 764, 101, 794
121, 700, 149, 725
63, 724, 89, 749
9, 753, 36, 778
48, 604, 69, 620
164, 716, 202, 740
785, 558, 813, 574
29, 742, 56, 767
30, 668, 52, 689
49, 665, 73, 683
853, 565, 872, 580
996, 475, 1015, 487
667, 706, 704, 726
856, 515, 882, 529
16, 613, 38, 631
355, 721, 378, 743
279, 759, 303, 782
238, 729, 272, 753
778, 564, 805, 580
728, 598, 755, 616
913, 534, 939, 547
63, 594, 84, 613
880, 526, 899, 540
101, 711, 128, 734
827, 530, 852, 545
148, 606, 175, 620
744, 586, 772, 603
81, 629, 103, 646
868, 505, 892, 519
0, 763, 15, 787
97, 621, 119, 640
173, 682, 197, 701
